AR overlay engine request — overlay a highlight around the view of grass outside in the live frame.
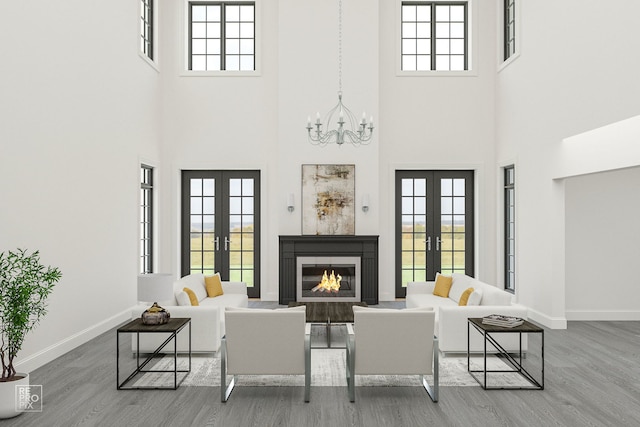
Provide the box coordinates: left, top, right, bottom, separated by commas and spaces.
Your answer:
190, 224, 255, 287
401, 223, 466, 287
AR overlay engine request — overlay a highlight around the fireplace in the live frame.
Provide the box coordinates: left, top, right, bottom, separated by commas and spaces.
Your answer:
297, 256, 361, 302
279, 235, 378, 304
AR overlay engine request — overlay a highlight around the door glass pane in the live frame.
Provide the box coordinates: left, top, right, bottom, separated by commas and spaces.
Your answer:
202, 215, 214, 232
202, 233, 215, 250
203, 197, 215, 214
242, 178, 254, 196
228, 177, 255, 287
402, 197, 414, 214
414, 197, 426, 214
203, 179, 215, 196
402, 233, 414, 251
441, 179, 452, 196
229, 178, 242, 196
190, 177, 216, 273
440, 178, 466, 275
453, 179, 465, 196
190, 233, 201, 250
229, 197, 241, 214
203, 251, 214, 269
402, 179, 414, 196
400, 178, 429, 288
191, 179, 202, 196
191, 197, 202, 214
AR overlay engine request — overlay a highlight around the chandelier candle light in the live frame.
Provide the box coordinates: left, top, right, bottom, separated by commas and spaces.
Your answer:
306, 0, 374, 146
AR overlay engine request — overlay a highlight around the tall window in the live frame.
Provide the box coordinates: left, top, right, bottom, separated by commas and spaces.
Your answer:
140, 165, 154, 274
504, 0, 516, 61
401, 2, 468, 71
140, 0, 154, 60
504, 166, 515, 292
189, 2, 255, 71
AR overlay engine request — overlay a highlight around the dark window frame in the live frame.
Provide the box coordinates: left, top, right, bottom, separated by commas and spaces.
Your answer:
401, 1, 469, 71
503, 0, 516, 61
504, 165, 515, 293
188, 1, 256, 71
141, 0, 154, 60
181, 170, 261, 298
140, 164, 154, 274
395, 170, 474, 298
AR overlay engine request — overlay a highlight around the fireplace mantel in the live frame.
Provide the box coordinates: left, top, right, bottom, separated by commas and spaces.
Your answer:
279, 235, 378, 305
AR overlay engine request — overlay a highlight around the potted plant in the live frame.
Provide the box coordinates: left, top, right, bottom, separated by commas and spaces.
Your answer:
0, 249, 61, 419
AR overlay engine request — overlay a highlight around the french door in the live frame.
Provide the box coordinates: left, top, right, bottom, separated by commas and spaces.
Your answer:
395, 170, 474, 298
181, 170, 260, 298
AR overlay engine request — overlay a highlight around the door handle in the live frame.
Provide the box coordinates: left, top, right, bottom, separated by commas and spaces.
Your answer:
214, 236, 220, 251
424, 236, 431, 251
436, 236, 442, 251
224, 236, 231, 251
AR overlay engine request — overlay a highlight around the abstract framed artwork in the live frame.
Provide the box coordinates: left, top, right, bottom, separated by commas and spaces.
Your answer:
301, 164, 355, 235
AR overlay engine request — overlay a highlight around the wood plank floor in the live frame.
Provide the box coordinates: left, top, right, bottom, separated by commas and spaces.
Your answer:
5, 304, 640, 427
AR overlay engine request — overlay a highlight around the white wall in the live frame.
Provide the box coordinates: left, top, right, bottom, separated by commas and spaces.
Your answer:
0, 1, 161, 371
157, 0, 498, 302
378, 0, 498, 296
157, 0, 380, 301
565, 167, 640, 320
496, 0, 640, 326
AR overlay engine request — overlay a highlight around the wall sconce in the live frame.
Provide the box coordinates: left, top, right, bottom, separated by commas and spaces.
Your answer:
287, 193, 295, 212
362, 193, 370, 213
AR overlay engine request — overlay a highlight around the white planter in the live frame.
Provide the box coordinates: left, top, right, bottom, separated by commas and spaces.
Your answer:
0, 373, 29, 419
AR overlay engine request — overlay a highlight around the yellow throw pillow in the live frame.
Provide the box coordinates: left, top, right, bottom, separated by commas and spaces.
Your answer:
183, 287, 200, 306
205, 273, 224, 298
433, 274, 453, 298
458, 287, 475, 306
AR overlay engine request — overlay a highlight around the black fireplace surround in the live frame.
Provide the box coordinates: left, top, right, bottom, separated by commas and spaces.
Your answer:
279, 235, 379, 305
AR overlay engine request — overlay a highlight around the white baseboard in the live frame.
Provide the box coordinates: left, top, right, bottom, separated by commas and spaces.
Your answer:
378, 292, 396, 302
528, 308, 567, 329
15, 309, 132, 374
260, 292, 278, 301
566, 310, 640, 321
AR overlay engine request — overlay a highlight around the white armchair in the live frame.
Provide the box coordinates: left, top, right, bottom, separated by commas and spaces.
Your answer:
221, 306, 311, 402
346, 306, 439, 402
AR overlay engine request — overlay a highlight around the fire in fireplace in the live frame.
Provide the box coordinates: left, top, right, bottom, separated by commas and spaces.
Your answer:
297, 256, 361, 302
311, 270, 341, 293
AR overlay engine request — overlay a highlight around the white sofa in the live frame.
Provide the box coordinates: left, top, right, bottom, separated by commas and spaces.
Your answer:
406, 273, 528, 354
131, 274, 248, 353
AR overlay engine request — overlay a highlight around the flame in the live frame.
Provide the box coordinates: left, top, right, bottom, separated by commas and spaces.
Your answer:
311, 270, 341, 293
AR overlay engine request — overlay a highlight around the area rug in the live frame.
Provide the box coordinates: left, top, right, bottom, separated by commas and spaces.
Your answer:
131, 350, 533, 388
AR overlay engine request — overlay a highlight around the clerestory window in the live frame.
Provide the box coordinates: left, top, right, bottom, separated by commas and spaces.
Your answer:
140, 0, 154, 61
188, 1, 256, 71
504, 0, 516, 61
401, 1, 468, 71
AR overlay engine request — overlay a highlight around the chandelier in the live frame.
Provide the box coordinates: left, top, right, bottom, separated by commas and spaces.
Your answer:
306, 0, 374, 146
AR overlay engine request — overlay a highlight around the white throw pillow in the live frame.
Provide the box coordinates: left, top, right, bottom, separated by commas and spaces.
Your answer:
175, 290, 191, 306
177, 274, 208, 301
467, 289, 483, 306
449, 273, 472, 303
